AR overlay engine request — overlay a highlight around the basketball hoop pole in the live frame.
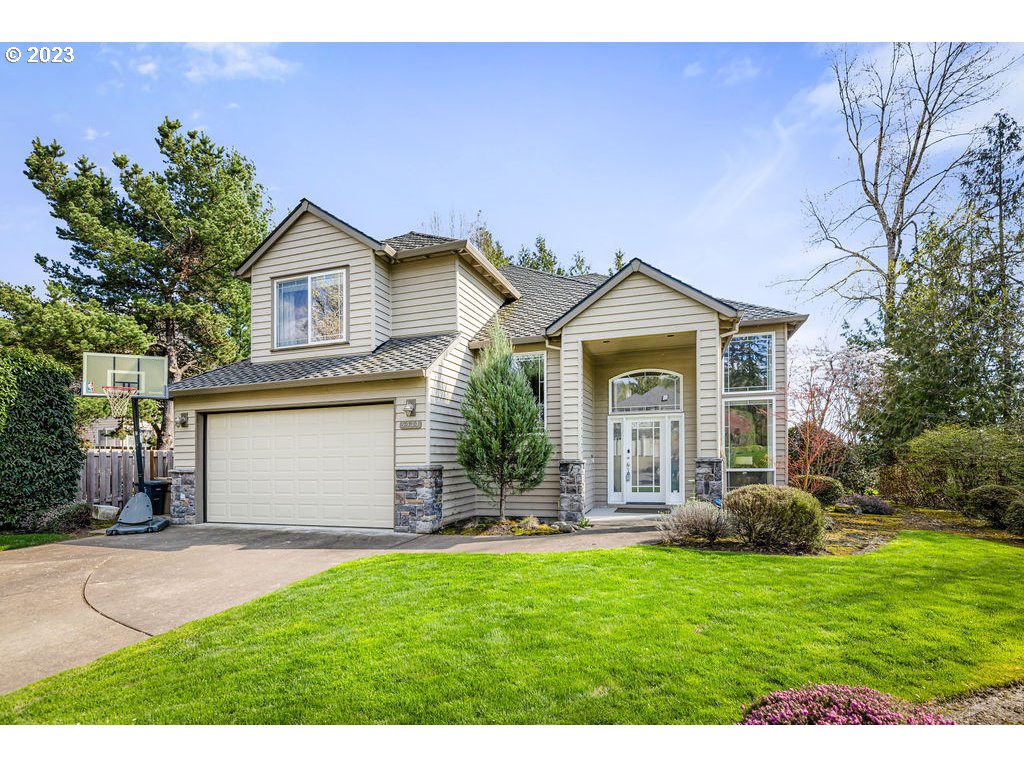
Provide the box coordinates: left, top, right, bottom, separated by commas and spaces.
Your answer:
130, 396, 145, 493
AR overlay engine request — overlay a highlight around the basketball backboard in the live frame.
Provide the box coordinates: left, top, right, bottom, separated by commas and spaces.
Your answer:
82, 353, 169, 400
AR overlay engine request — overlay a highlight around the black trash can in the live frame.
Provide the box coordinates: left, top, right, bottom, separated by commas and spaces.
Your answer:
143, 479, 170, 516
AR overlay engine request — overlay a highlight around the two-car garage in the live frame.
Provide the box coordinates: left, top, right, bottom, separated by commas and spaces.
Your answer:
204, 404, 396, 528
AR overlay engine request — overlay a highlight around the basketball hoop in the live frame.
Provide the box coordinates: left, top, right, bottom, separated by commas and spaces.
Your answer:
102, 385, 137, 420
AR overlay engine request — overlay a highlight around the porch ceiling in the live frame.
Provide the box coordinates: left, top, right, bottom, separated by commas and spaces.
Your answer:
583, 331, 697, 358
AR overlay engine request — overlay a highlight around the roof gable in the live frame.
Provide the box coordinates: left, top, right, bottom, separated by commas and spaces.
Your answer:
546, 258, 738, 335
234, 199, 393, 279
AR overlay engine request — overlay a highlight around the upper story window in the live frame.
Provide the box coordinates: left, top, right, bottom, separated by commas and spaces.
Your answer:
610, 371, 682, 413
512, 351, 546, 426
723, 333, 774, 393
275, 269, 347, 349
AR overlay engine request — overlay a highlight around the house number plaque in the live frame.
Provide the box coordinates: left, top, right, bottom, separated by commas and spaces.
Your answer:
399, 420, 423, 430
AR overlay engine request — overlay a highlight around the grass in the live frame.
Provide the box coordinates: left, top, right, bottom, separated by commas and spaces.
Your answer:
1, 530, 1022, 724
0, 533, 71, 551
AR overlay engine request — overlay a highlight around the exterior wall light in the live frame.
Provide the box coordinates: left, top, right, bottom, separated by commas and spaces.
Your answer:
174, 411, 190, 428
404, 399, 417, 417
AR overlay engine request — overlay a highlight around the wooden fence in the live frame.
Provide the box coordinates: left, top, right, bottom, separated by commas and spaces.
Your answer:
79, 449, 175, 508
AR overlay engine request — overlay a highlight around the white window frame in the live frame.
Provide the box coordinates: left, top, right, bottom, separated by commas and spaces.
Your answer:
609, 369, 684, 415
723, 396, 775, 492
273, 268, 349, 350
512, 351, 547, 427
723, 332, 775, 394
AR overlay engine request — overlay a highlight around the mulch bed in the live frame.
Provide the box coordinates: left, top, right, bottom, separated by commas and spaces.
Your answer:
938, 681, 1024, 725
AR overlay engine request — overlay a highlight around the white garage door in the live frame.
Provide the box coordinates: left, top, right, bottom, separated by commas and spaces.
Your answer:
206, 404, 395, 528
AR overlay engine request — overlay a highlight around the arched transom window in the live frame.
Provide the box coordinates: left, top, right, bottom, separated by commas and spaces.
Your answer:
610, 371, 682, 413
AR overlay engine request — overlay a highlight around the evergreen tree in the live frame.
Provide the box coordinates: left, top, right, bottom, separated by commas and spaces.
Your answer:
567, 250, 591, 276
516, 235, 562, 273
24, 118, 272, 447
609, 248, 626, 275
456, 324, 553, 520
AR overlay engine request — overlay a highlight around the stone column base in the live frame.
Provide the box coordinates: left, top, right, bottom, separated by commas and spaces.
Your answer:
169, 468, 196, 525
694, 457, 723, 503
559, 460, 586, 522
395, 465, 444, 533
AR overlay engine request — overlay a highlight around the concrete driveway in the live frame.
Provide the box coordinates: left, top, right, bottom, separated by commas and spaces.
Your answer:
0, 521, 658, 694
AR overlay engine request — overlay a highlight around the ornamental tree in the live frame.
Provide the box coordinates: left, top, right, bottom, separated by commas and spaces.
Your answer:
456, 324, 553, 520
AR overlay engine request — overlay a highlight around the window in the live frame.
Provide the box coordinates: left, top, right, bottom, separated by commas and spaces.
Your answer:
611, 371, 682, 413
724, 399, 774, 490
275, 270, 346, 348
723, 333, 774, 393
512, 352, 546, 426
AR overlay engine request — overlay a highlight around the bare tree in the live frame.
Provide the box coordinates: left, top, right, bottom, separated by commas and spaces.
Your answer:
800, 43, 1013, 339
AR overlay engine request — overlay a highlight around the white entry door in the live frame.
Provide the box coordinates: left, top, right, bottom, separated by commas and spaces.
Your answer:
609, 415, 684, 505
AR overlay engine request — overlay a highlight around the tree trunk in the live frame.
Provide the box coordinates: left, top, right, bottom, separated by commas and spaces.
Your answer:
498, 485, 507, 522
156, 317, 180, 450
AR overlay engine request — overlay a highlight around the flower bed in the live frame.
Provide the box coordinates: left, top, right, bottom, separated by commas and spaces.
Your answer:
742, 683, 954, 724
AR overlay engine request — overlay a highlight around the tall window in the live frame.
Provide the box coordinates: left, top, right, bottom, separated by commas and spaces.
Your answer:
724, 399, 774, 490
723, 333, 774, 393
512, 352, 546, 426
611, 371, 682, 413
275, 270, 347, 348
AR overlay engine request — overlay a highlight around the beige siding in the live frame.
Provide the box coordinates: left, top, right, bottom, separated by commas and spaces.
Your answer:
581, 350, 597, 509
391, 256, 458, 336
250, 211, 379, 363
559, 272, 721, 474
590, 346, 698, 504
426, 336, 476, 520
373, 257, 392, 346
171, 377, 427, 521
456, 262, 503, 335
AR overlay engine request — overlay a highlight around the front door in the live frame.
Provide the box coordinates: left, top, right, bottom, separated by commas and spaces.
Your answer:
609, 415, 684, 505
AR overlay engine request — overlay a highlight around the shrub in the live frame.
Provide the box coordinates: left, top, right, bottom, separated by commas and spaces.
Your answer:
18, 502, 93, 534
724, 485, 824, 552
840, 494, 896, 516
795, 474, 845, 508
0, 348, 84, 529
658, 501, 731, 544
890, 425, 1024, 509
1004, 498, 1024, 537
962, 485, 1022, 527
742, 684, 954, 725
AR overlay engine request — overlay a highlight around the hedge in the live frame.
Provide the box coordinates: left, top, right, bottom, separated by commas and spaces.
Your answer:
0, 348, 84, 529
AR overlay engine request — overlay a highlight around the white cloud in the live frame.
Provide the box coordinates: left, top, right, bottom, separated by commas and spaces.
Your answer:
133, 59, 158, 77
183, 43, 298, 83
683, 62, 704, 78
716, 56, 761, 86
224, 102, 241, 110
82, 128, 109, 141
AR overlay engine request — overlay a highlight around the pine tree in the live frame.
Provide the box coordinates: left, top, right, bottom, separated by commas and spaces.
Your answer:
609, 248, 626, 275
456, 324, 553, 520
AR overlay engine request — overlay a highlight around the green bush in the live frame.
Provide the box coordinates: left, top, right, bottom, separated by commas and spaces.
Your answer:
795, 475, 845, 508
724, 485, 824, 552
18, 502, 93, 534
888, 425, 1024, 509
1005, 499, 1024, 537
0, 348, 84, 529
963, 485, 1023, 527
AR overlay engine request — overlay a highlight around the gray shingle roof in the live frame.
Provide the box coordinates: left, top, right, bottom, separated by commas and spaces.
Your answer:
471, 265, 803, 344
170, 334, 457, 394
471, 265, 607, 344
382, 232, 460, 251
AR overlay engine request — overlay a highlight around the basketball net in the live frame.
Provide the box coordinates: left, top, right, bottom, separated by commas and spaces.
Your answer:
102, 385, 137, 421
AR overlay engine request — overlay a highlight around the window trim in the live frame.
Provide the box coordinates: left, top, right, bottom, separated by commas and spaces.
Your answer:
723, 396, 775, 492
609, 369, 684, 415
272, 268, 349, 350
512, 350, 547, 427
723, 332, 775, 394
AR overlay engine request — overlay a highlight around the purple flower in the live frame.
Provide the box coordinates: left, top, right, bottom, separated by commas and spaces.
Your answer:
741, 684, 955, 725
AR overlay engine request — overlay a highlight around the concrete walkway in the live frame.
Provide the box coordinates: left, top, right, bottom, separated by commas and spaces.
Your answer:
0, 520, 659, 694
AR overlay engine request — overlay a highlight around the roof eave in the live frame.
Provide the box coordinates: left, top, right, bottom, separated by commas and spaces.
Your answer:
169, 367, 428, 398
739, 313, 809, 332
468, 334, 546, 350
392, 240, 519, 300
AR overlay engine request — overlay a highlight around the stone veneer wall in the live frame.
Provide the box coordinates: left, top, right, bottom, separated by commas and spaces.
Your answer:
395, 465, 444, 533
694, 457, 723, 503
169, 468, 196, 525
558, 460, 586, 522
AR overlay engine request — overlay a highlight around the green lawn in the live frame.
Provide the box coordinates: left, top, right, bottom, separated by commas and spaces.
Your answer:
0, 533, 71, 551
1, 530, 1022, 724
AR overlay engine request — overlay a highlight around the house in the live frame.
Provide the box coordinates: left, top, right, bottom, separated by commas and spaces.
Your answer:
168, 199, 806, 531
81, 416, 156, 449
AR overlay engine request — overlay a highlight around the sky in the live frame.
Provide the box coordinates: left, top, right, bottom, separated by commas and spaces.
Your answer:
3, 42, 1024, 347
